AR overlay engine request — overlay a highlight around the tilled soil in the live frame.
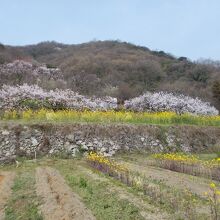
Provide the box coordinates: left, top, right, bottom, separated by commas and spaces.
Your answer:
36, 167, 95, 220
0, 172, 15, 220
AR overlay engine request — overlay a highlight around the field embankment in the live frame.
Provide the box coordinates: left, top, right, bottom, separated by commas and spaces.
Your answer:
0, 123, 219, 163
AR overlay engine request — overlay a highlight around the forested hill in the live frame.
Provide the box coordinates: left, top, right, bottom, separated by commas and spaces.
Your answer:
0, 40, 220, 109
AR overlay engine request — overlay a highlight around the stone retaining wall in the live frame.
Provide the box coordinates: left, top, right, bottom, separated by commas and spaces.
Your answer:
0, 123, 220, 163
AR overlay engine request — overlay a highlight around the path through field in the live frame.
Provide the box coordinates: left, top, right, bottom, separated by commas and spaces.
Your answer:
0, 172, 15, 220
36, 167, 95, 220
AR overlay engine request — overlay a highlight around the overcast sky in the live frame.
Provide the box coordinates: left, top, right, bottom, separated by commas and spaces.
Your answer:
1, 0, 220, 60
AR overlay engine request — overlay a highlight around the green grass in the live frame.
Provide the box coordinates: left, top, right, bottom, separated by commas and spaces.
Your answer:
85, 158, 210, 218
4, 167, 43, 220
56, 159, 210, 219
55, 160, 144, 220
197, 153, 218, 161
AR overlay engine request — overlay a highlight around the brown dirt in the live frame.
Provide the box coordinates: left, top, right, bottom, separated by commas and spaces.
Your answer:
0, 172, 15, 220
77, 165, 170, 220
122, 161, 216, 198
36, 167, 95, 220
0, 175, 4, 184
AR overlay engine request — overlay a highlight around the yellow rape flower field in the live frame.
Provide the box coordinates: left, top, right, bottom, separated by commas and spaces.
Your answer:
1, 109, 220, 126
151, 153, 220, 181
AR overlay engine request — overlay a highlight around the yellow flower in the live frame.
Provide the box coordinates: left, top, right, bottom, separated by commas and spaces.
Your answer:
210, 183, 216, 189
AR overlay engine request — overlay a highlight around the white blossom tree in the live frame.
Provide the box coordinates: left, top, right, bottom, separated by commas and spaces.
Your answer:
0, 84, 117, 111
124, 92, 218, 115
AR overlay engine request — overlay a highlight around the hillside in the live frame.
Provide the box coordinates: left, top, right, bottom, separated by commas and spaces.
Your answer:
1, 41, 220, 220
0, 40, 220, 109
